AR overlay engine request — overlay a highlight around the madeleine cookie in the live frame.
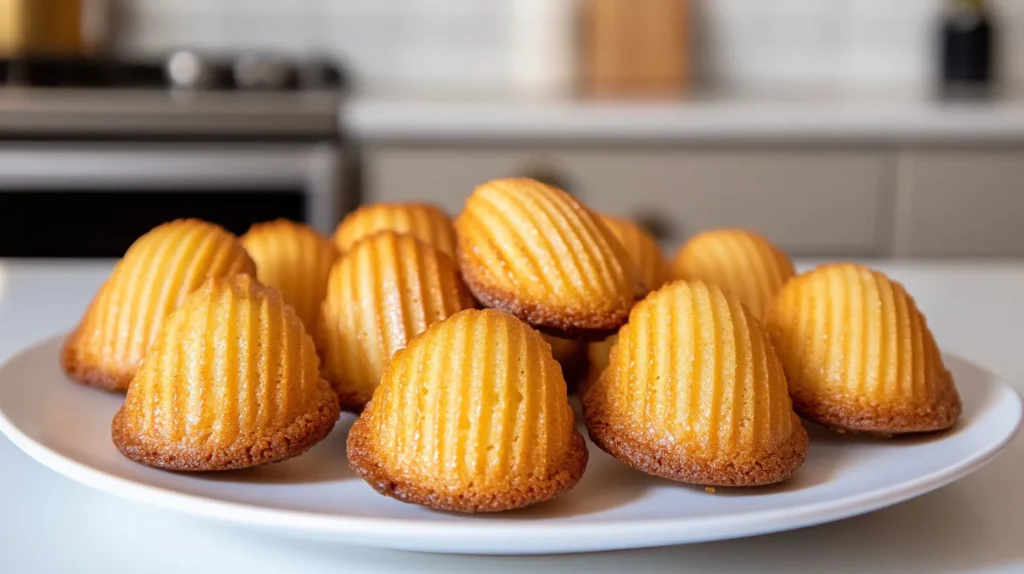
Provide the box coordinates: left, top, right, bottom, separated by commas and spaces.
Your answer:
581, 334, 616, 398
61, 219, 256, 392
334, 202, 456, 257
583, 215, 668, 393
671, 228, 794, 320
599, 214, 670, 291
317, 232, 475, 411
766, 264, 961, 435
112, 275, 340, 471
455, 178, 644, 339
240, 219, 339, 333
584, 281, 808, 486
348, 309, 588, 513
542, 333, 587, 391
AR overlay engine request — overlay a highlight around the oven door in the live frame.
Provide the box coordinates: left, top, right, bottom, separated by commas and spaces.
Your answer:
0, 142, 343, 258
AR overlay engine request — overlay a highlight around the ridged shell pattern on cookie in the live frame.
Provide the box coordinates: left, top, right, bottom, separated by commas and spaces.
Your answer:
334, 202, 457, 257
672, 228, 794, 320
455, 178, 642, 333
318, 231, 475, 410
241, 219, 339, 333
374, 309, 577, 487
600, 214, 669, 291
62, 219, 256, 390
605, 281, 798, 456
766, 263, 961, 433
122, 275, 323, 445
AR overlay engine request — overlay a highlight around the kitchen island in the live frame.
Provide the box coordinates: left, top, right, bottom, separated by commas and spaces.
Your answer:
0, 258, 1021, 573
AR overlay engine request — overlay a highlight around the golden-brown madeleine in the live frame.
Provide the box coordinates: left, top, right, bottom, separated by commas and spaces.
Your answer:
581, 334, 616, 398
671, 228, 795, 320
584, 280, 808, 487
112, 275, 340, 471
599, 214, 670, 291
240, 219, 339, 332
61, 219, 255, 392
455, 178, 644, 339
348, 309, 588, 513
541, 333, 587, 391
581, 215, 668, 393
766, 263, 961, 435
317, 231, 475, 411
333, 202, 456, 257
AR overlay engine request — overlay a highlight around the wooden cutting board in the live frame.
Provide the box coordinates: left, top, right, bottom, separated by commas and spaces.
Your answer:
581, 0, 691, 97
0, 0, 84, 57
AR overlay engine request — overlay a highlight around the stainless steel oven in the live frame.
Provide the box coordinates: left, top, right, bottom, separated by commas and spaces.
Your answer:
0, 140, 345, 258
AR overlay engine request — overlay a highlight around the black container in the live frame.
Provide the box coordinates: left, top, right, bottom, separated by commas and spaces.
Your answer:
939, 0, 996, 95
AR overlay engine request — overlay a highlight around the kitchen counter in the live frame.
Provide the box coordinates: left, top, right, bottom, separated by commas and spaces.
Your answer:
1, 258, 1023, 573
0, 89, 341, 138
346, 90, 1024, 144
7, 87, 1024, 144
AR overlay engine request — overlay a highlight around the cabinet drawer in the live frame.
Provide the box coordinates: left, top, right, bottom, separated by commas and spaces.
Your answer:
895, 150, 1024, 257
365, 146, 889, 256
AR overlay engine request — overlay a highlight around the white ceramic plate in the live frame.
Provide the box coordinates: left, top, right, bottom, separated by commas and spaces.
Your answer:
0, 335, 1020, 555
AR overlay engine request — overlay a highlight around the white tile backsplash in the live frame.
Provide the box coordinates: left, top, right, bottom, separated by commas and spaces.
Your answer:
844, 0, 942, 19
119, 13, 226, 55
128, 0, 217, 15
221, 15, 316, 52
115, 0, 1024, 93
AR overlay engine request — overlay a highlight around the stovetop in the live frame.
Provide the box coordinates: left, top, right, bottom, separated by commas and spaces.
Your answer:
0, 54, 346, 92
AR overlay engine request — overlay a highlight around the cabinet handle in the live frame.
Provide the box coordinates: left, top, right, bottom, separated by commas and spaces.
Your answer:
520, 165, 576, 198
631, 212, 676, 243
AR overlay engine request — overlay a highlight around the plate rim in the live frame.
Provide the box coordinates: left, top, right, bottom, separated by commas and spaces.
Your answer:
1, 333, 1021, 554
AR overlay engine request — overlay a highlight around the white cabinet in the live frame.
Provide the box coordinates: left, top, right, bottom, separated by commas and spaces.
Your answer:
364, 146, 528, 212
364, 145, 890, 256
895, 150, 1024, 257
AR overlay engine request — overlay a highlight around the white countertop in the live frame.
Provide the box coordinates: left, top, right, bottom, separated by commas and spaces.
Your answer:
5, 87, 1024, 144
0, 89, 341, 138
1, 258, 1023, 573
345, 90, 1024, 144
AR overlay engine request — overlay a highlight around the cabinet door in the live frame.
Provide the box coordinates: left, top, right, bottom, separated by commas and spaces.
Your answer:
364, 146, 534, 214
895, 150, 1024, 257
365, 145, 889, 256
550, 149, 888, 255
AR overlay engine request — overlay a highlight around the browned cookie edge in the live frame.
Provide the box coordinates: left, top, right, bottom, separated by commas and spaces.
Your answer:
112, 381, 341, 471
347, 410, 589, 513
583, 388, 808, 487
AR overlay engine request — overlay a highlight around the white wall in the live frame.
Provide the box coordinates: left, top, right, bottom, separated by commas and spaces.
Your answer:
699, 0, 1024, 92
116, 0, 1024, 93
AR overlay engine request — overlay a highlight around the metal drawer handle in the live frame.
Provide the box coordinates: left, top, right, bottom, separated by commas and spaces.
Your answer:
520, 165, 576, 197
631, 212, 676, 243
